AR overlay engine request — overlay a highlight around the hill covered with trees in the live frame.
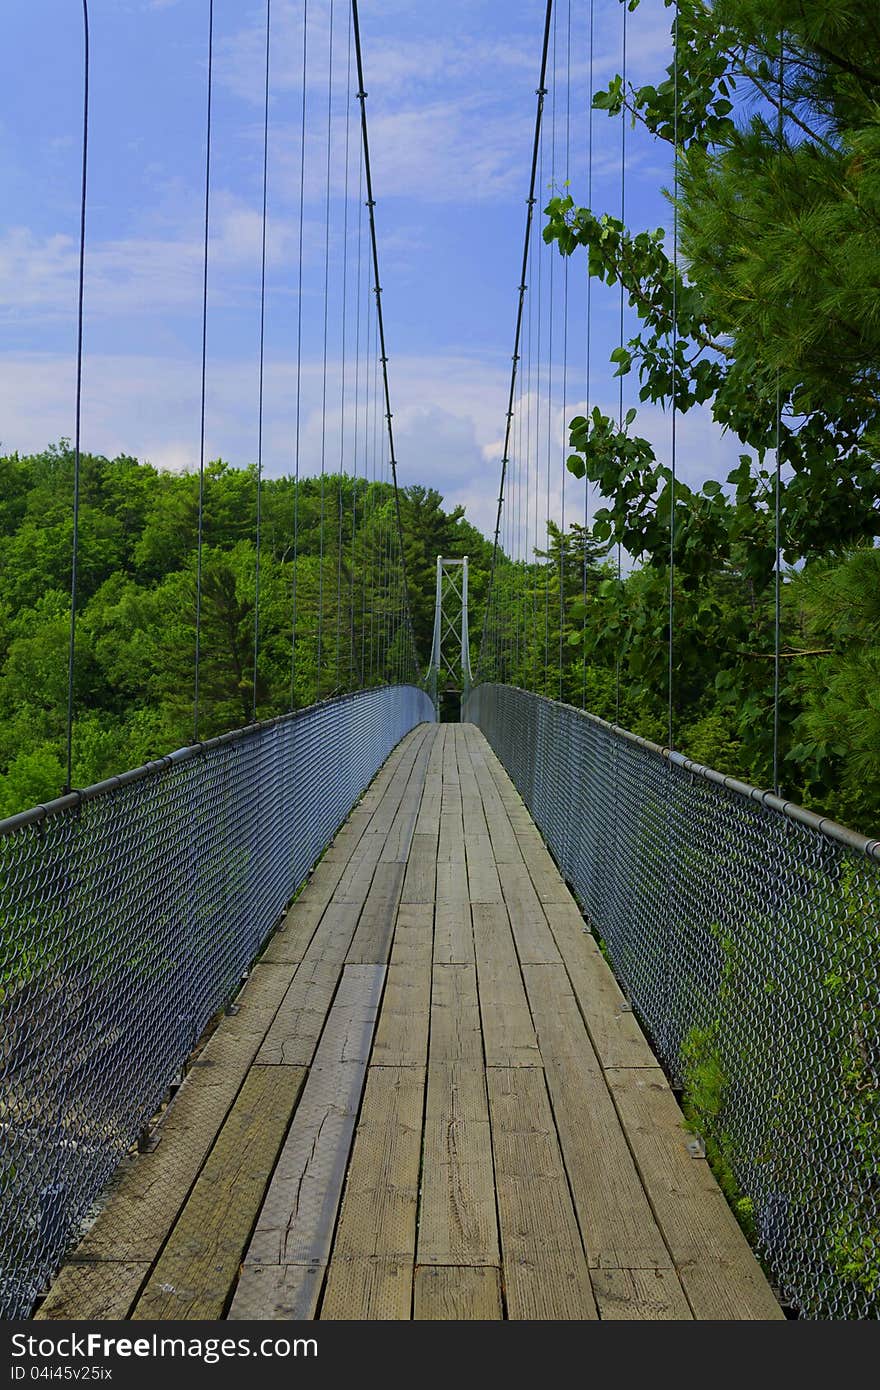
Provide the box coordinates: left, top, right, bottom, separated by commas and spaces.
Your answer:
0, 444, 491, 817
2, 440, 879, 834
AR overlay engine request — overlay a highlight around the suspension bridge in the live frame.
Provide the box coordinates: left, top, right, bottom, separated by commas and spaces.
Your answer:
1, 0, 878, 1324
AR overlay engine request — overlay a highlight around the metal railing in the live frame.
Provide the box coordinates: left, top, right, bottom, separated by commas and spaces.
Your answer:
464, 682, 880, 1320
0, 685, 434, 1319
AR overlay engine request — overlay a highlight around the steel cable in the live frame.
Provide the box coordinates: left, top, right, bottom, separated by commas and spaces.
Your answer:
253, 0, 271, 723
478, 0, 553, 679
64, 0, 90, 793
194, 0, 214, 743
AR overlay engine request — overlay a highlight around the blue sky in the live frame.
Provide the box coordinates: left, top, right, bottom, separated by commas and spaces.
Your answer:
1, 0, 738, 540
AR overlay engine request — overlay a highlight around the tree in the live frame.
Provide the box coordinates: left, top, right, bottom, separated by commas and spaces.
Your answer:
544, 0, 880, 580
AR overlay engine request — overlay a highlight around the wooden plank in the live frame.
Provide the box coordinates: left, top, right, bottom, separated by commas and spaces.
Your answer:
311, 964, 386, 1064
320, 1258, 413, 1320
328, 1066, 425, 1262
379, 802, 419, 863
433, 898, 474, 966
520, 962, 605, 1065
237, 966, 387, 1318
415, 727, 443, 836
497, 861, 562, 965
236, 1061, 365, 1281
428, 965, 483, 1063
591, 1268, 693, 1321
486, 1066, 597, 1320
401, 832, 437, 905
36, 1264, 149, 1321
465, 842, 503, 904
462, 738, 520, 865
345, 861, 406, 965
442, 725, 459, 783
517, 837, 572, 905
388, 903, 434, 969
521, 964, 675, 1272
321, 807, 373, 863
333, 831, 386, 904
435, 859, 469, 905
224, 961, 303, 1034
132, 1065, 307, 1320
256, 957, 344, 1066
414, 1266, 503, 1320
258, 897, 328, 965
605, 1068, 783, 1320
293, 855, 349, 909
371, 964, 431, 1067
364, 732, 428, 837
437, 811, 465, 863
543, 904, 659, 1070
473, 903, 541, 1068
228, 1263, 323, 1321
418, 1062, 499, 1266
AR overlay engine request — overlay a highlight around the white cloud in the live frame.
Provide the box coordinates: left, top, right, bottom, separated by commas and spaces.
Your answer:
0, 198, 314, 325
0, 346, 737, 548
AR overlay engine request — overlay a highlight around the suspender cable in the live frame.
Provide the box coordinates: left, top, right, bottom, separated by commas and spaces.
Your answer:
352, 0, 422, 678
479, 0, 554, 679
533, 106, 544, 695
351, 138, 366, 689
522, 221, 534, 688
290, 0, 308, 710
253, 0, 271, 723
194, 0, 214, 743
65, 0, 89, 793
317, 0, 336, 700
337, 3, 354, 694
773, 43, 784, 794
668, 3, 679, 751
544, 2, 556, 699
559, 0, 571, 703
615, 1, 627, 725
582, 0, 594, 711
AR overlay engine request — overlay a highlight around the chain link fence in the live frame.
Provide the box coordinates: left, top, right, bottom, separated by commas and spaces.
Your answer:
464, 682, 880, 1320
0, 685, 434, 1319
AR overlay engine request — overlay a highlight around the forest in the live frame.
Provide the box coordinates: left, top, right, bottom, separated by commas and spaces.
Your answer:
0, 437, 878, 836
0, 447, 490, 819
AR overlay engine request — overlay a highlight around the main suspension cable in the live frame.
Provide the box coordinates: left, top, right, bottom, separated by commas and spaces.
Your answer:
336, 3, 354, 694
479, 0, 554, 680
352, 0, 421, 678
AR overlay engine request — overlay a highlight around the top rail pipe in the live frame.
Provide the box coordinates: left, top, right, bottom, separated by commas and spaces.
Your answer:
0, 685, 427, 837
478, 682, 880, 861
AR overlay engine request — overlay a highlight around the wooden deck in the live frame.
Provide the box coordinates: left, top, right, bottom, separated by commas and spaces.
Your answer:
37, 723, 783, 1322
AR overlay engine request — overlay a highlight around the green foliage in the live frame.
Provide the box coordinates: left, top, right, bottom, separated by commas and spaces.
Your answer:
547, 1, 880, 577
0, 445, 488, 816
523, 0, 880, 835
